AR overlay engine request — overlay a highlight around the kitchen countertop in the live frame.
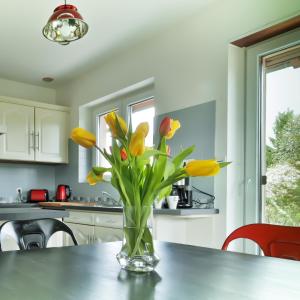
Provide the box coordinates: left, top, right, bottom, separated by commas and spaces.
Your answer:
39, 202, 219, 216
0, 241, 299, 300
0, 208, 69, 221
0, 203, 38, 208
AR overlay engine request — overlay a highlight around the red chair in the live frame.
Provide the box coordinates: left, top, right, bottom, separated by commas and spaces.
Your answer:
222, 223, 300, 261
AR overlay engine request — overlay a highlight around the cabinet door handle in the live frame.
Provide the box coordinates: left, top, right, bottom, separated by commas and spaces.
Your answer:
35, 132, 40, 151
29, 131, 35, 150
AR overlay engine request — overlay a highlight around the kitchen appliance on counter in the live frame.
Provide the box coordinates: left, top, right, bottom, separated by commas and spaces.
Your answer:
56, 185, 71, 202
172, 177, 193, 209
28, 189, 49, 202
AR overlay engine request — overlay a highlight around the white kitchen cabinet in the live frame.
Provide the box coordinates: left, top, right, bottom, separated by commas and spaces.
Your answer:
63, 210, 123, 246
0, 97, 70, 164
63, 209, 216, 248
35, 108, 69, 163
63, 210, 94, 225
153, 215, 214, 248
94, 212, 122, 228
94, 227, 123, 243
64, 222, 94, 246
0, 102, 35, 161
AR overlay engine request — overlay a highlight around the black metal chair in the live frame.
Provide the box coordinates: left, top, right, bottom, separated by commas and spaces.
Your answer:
0, 218, 78, 251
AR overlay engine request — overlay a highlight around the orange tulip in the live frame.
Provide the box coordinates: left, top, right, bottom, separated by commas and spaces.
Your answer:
159, 116, 180, 139
185, 160, 220, 177
104, 112, 128, 138
71, 128, 96, 148
86, 170, 103, 185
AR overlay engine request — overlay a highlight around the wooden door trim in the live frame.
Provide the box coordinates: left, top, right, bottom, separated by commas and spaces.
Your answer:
232, 15, 300, 48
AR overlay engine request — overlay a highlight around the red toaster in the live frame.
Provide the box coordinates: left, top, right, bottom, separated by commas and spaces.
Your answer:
28, 189, 49, 202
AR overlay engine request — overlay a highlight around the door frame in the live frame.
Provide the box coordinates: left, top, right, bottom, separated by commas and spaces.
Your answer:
243, 28, 300, 253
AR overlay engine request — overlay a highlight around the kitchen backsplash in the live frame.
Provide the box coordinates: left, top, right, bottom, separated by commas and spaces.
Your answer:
55, 141, 119, 200
0, 143, 118, 203
0, 162, 55, 201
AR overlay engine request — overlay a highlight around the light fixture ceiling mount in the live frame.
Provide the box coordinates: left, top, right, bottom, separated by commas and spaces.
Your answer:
43, 1, 88, 45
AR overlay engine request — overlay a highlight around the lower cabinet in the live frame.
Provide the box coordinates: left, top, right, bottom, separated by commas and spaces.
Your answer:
64, 223, 94, 246
62, 210, 215, 248
154, 215, 214, 248
93, 227, 123, 243
63, 210, 124, 246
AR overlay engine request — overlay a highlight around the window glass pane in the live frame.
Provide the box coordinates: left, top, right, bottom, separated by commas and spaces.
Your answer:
130, 98, 155, 147
97, 110, 118, 167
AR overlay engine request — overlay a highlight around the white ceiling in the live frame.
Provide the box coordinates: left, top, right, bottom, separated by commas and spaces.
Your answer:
0, 0, 216, 87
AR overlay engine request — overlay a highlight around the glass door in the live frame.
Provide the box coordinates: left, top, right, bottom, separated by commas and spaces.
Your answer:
261, 46, 300, 226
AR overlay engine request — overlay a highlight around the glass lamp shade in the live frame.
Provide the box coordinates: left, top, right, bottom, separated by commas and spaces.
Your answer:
43, 4, 88, 45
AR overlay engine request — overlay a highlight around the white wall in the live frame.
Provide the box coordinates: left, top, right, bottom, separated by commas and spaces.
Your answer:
56, 0, 300, 248
0, 77, 56, 104
226, 45, 245, 251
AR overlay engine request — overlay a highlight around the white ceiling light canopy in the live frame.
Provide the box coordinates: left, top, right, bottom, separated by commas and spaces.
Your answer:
43, 0, 88, 45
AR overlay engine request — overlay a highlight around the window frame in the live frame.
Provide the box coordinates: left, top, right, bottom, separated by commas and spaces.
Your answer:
96, 107, 119, 166
127, 96, 155, 142
92, 88, 155, 166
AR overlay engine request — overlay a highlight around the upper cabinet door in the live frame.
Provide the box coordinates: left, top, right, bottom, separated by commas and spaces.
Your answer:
35, 108, 69, 163
0, 102, 35, 161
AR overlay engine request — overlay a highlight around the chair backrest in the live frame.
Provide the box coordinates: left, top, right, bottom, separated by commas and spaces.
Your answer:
0, 218, 78, 251
222, 223, 300, 260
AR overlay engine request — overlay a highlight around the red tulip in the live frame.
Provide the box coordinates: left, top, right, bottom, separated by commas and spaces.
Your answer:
159, 117, 171, 137
120, 148, 127, 160
159, 116, 181, 139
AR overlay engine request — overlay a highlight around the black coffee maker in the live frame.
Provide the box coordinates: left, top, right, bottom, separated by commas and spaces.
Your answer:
172, 177, 193, 208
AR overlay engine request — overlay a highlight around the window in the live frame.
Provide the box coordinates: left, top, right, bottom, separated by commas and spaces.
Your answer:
97, 109, 119, 167
96, 97, 155, 167
129, 98, 155, 147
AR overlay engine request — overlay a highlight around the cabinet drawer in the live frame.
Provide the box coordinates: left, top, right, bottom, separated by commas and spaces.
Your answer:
94, 227, 123, 243
94, 213, 122, 229
63, 210, 94, 225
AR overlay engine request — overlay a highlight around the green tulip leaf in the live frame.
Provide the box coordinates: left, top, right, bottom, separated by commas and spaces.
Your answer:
219, 161, 232, 168
172, 145, 195, 168
92, 166, 111, 175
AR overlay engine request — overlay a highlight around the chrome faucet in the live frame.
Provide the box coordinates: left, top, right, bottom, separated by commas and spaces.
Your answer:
100, 191, 122, 207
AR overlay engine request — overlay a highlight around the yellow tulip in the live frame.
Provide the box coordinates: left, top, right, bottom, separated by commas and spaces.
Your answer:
104, 112, 128, 137
86, 170, 103, 186
136, 122, 149, 137
71, 128, 96, 148
185, 160, 220, 177
166, 119, 181, 139
129, 131, 145, 156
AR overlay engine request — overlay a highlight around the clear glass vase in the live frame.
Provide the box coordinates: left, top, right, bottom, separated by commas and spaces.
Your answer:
116, 205, 160, 272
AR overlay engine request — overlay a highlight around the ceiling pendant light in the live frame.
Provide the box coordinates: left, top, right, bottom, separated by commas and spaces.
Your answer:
43, 1, 88, 45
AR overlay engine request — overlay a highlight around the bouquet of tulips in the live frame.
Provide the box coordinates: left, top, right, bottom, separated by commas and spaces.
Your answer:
71, 112, 229, 260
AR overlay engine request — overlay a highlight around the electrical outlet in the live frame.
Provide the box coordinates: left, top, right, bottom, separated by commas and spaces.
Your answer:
16, 187, 22, 195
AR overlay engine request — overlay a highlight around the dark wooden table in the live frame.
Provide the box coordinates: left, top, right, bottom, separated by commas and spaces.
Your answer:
0, 242, 299, 300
